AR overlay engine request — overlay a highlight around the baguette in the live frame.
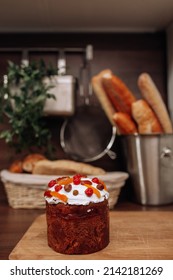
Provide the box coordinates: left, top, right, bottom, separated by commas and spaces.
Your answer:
132, 99, 163, 134
113, 112, 138, 135
138, 73, 173, 133
91, 69, 115, 125
33, 159, 106, 176
102, 72, 136, 115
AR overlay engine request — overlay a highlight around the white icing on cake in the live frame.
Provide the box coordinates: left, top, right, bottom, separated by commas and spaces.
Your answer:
44, 175, 109, 205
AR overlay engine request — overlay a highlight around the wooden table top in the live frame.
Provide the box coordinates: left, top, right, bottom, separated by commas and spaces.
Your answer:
9, 212, 173, 260
1, 199, 173, 260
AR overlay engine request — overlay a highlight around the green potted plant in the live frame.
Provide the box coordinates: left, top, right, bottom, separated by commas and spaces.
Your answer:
0, 60, 57, 158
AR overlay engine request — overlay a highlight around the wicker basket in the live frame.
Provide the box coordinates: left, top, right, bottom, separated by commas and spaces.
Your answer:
0, 170, 129, 210
3, 181, 46, 209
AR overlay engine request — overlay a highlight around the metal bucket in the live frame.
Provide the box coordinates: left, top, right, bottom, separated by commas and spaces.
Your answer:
122, 134, 173, 205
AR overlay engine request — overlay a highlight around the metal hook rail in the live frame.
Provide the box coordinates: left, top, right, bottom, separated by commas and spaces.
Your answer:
0, 46, 92, 55
0, 45, 94, 68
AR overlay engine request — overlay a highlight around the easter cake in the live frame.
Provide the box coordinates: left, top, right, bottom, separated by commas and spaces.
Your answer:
44, 174, 109, 254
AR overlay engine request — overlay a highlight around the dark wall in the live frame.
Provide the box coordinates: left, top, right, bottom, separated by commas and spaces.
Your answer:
0, 32, 167, 203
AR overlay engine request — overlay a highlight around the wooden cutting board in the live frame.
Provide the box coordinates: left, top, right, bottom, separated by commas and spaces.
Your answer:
9, 211, 173, 260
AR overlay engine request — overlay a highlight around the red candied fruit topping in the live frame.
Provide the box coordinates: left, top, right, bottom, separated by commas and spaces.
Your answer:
73, 174, 81, 185
73, 177, 80, 185
44, 190, 52, 197
75, 173, 86, 178
92, 177, 99, 184
55, 185, 63, 192
85, 187, 93, 197
81, 180, 92, 185
48, 179, 57, 188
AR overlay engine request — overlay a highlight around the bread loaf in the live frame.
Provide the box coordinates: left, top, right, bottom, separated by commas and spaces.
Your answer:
92, 69, 115, 125
132, 99, 163, 134
33, 159, 106, 176
9, 159, 23, 173
102, 72, 136, 115
22, 153, 46, 173
138, 73, 173, 133
113, 112, 138, 134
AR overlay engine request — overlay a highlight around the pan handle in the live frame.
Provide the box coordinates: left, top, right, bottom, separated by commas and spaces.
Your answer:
106, 150, 117, 160
105, 126, 117, 159
79, 45, 93, 105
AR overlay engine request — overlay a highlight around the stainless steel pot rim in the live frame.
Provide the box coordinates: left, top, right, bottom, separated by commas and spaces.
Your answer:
121, 133, 173, 138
